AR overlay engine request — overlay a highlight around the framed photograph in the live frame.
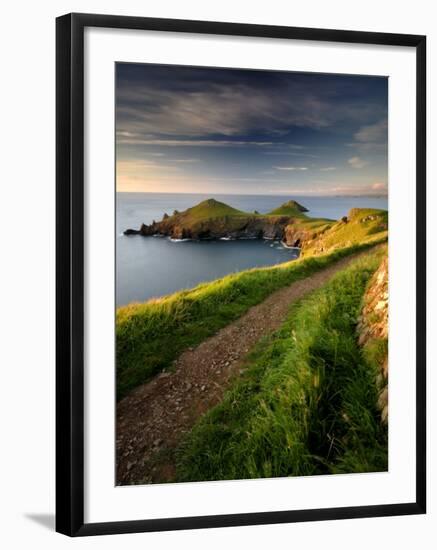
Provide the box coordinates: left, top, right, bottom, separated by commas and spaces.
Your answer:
56, 13, 426, 536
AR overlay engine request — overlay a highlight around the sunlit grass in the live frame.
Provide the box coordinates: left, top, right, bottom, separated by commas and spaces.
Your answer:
176, 248, 388, 482
116, 237, 386, 400
303, 208, 388, 256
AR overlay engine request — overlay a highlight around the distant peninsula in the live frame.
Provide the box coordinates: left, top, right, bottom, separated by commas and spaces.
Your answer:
124, 198, 388, 253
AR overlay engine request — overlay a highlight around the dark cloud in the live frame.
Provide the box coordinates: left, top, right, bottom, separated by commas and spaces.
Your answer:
116, 64, 387, 141
115, 63, 388, 195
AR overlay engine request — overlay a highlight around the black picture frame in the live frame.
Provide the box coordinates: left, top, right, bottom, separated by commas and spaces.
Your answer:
56, 12, 426, 537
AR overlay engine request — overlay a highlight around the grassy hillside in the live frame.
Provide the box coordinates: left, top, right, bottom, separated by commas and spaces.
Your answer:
174, 198, 246, 222
176, 248, 388, 482
129, 197, 387, 250
116, 238, 386, 400
171, 198, 310, 222
267, 199, 309, 216
167, 198, 327, 229
128, 196, 388, 252
302, 208, 388, 256
138, 198, 316, 240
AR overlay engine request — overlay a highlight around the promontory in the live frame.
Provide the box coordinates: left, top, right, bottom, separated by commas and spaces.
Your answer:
124, 198, 388, 253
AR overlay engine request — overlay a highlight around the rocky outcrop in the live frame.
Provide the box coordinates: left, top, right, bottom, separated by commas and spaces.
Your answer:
128, 215, 293, 241
283, 225, 320, 248
357, 256, 388, 345
125, 216, 326, 246
123, 199, 388, 256
123, 199, 310, 241
357, 256, 388, 424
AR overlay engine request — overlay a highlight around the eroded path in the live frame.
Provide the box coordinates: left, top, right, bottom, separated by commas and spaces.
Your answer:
117, 249, 374, 485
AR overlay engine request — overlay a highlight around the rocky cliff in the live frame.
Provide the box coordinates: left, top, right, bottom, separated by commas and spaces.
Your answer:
124, 198, 388, 255
136, 213, 292, 240
357, 255, 389, 424
124, 198, 313, 241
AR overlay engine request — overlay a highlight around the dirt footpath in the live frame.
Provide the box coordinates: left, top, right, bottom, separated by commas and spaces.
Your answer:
116, 249, 373, 485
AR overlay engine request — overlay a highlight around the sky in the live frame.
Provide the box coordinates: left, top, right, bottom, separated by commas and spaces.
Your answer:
116, 63, 388, 196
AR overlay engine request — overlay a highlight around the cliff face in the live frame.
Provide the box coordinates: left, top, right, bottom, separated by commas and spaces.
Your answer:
357, 256, 389, 424
137, 214, 292, 241
283, 225, 319, 248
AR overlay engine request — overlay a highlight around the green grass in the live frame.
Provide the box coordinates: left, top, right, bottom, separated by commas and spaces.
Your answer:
158, 198, 312, 237
173, 198, 311, 221
303, 208, 388, 256
116, 238, 386, 400
175, 248, 388, 482
161, 198, 333, 232
153, 199, 387, 256
175, 198, 246, 222
267, 200, 310, 217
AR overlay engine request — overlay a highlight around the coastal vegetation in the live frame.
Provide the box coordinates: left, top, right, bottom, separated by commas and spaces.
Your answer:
301, 207, 388, 256
115, 62, 390, 485
267, 199, 309, 216
123, 198, 387, 253
176, 248, 388, 481
116, 196, 389, 484
116, 236, 386, 400
124, 198, 309, 241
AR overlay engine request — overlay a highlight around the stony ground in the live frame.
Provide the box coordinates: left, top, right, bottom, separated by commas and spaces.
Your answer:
116, 249, 375, 485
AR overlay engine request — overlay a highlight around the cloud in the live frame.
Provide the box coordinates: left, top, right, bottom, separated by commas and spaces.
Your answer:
117, 84, 334, 140
116, 159, 185, 191
266, 183, 387, 196
273, 166, 308, 171
116, 66, 388, 143
348, 119, 388, 154
329, 184, 386, 195
116, 159, 181, 183
263, 150, 320, 158
348, 156, 368, 169
355, 119, 388, 143
167, 158, 200, 163
371, 181, 388, 191
117, 138, 276, 147
346, 142, 387, 153
117, 159, 178, 170
115, 65, 388, 194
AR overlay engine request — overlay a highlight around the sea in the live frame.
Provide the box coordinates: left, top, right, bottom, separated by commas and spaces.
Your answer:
116, 193, 388, 307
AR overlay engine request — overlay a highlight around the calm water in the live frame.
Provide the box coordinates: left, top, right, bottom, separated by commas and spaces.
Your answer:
116, 193, 388, 306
